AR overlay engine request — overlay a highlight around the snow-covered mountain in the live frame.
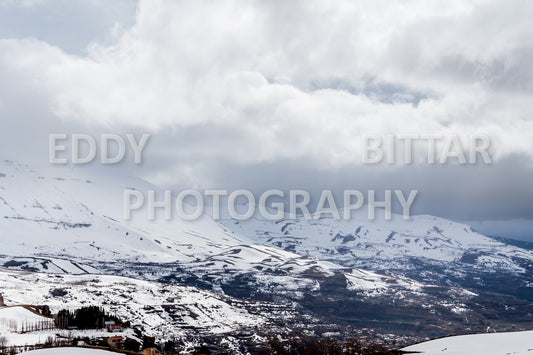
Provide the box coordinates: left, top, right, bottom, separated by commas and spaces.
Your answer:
0, 160, 247, 264
221, 209, 533, 272
0, 160, 437, 299
220, 208, 533, 300
1, 159, 532, 344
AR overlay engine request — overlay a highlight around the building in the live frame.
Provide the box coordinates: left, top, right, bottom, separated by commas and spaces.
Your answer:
107, 336, 124, 349
107, 323, 123, 332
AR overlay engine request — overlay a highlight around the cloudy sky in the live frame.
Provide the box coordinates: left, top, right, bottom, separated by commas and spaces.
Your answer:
1, 0, 532, 240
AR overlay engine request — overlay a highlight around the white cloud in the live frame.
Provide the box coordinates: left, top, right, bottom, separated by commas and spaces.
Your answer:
1, 0, 533, 230
1, 0, 532, 166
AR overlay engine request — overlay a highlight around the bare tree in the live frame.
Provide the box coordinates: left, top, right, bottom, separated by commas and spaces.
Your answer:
0, 336, 8, 351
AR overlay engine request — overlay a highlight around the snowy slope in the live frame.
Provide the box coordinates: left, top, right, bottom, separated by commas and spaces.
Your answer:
0, 305, 54, 333
401, 330, 533, 354
0, 160, 435, 299
25, 349, 117, 355
220, 210, 533, 273
0, 160, 247, 264
1, 160, 528, 342
0, 269, 269, 340
174, 243, 429, 298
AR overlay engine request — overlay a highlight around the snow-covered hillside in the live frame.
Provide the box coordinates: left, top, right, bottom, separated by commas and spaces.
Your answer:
25, 349, 117, 355
0, 305, 54, 333
0, 160, 440, 300
1, 160, 532, 344
401, 330, 533, 354
218, 210, 533, 309
0, 160, 247, 264
0, 269, 272, 342
220, 210, 533, 273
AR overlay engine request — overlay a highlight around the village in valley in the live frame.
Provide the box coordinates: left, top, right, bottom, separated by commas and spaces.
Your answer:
0, 292, 170, 355
0, 290, 419, 355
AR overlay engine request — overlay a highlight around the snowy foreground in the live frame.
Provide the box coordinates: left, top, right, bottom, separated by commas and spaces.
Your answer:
401, 330, 533, 354
17, 330, 533, 354
25, 349, 115, 354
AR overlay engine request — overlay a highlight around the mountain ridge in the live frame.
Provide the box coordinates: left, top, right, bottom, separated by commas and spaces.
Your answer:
1, 159, 533, 343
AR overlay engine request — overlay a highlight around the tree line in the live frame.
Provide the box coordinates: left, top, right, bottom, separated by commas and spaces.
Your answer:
55, 305, 129, 329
